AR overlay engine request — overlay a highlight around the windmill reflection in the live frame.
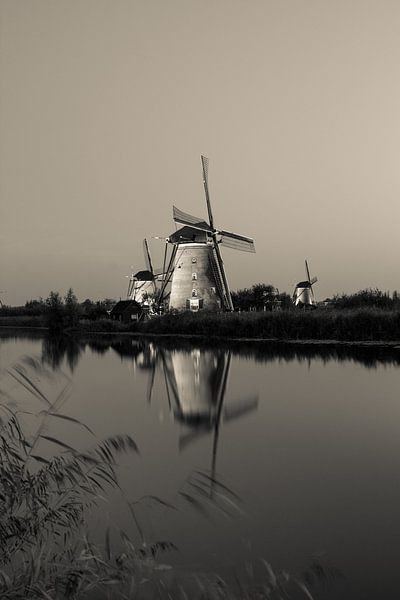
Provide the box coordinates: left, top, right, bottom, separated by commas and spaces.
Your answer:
140, 345, 258, 493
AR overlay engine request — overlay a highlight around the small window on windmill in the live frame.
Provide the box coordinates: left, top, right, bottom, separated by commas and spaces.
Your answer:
191, 257, 197, 264
192, 272, 197, 281
210, 287, 216, 294
192, 289, 198, 297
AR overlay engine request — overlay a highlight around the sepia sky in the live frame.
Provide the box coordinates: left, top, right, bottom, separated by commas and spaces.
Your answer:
1, 0, 400, 305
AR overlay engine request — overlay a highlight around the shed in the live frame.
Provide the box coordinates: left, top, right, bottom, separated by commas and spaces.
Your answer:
110, 300, 143, 323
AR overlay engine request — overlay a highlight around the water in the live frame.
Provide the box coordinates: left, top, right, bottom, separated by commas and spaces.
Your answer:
2, 330, 400, 598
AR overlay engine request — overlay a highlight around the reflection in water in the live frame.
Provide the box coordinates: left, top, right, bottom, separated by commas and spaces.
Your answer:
42, 335, 84, 372
2, 329, 400, 372
137, 345, 258, 495
2, 328, 400, 376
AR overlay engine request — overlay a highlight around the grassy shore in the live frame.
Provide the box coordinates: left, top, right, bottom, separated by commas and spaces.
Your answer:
3, 308, 400, 342
134, 308, 400, 342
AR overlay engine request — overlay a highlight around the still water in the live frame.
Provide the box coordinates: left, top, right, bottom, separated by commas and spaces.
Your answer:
2, 331, 400, 598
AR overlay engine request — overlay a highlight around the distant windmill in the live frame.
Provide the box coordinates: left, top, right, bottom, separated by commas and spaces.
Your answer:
293, 260, 318, 307
158, 156, 255, 312
126, 239, 162, 305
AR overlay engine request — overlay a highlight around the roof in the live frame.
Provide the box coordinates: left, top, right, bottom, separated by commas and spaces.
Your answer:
133, 269, 153, 281
295, 281, 312, 288
169, 226, 209, 244
110, 300, 142, 315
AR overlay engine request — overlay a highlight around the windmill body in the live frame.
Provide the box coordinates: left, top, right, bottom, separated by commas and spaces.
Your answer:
293, 281, 314, 306
161, 156, 255, 313
168, 241, 222, 312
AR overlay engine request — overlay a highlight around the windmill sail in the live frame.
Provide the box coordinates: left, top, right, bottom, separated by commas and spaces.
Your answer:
219, 229, 256, 253
201, 155, 214, 229
211, 245, 234, 311
173, 206, 212, 232
209, 248, 230, 310
143, 238, 154, 275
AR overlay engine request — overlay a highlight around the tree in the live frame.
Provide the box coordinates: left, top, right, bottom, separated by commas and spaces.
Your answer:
64, 288, 79, 327
45, 291, 65, 332
232, 283, 279, 311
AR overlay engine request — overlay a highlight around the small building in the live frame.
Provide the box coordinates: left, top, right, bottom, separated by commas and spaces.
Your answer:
109, 300, 143, 323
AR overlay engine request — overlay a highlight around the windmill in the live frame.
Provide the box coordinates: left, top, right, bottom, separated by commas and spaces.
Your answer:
158, 156, 255, 312
126, 239, 161, 306
293, 260, 318, 307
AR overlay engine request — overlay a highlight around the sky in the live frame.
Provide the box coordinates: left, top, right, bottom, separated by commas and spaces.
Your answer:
1, 0, 400, 305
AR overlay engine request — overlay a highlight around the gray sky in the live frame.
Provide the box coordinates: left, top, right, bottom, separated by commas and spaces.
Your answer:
1, 0, 400, 305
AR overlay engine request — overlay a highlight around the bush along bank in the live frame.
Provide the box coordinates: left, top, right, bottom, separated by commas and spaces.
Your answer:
4, 307, 400, 343
133, 308, 400, 342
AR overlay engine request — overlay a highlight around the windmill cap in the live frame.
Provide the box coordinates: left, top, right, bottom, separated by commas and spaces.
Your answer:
134, 269, 154, 281
296, 280, 312, 288
169, 226, 209, 244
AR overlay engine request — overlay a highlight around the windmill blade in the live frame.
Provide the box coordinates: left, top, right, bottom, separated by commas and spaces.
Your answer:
158, 244, 178, 307
223, 396, 258, 422
146, 364, 156, 404
310, 276, 318, 285
212, 241, 234, 311
161, 240, 168, 283
126, 277, 134, 299
305, 260, 311, 283
179, 426, 213, 451
219, 229, 255, 253
173, 205, 212, 232
201, 155, 214, 229
143, 239, 154, 275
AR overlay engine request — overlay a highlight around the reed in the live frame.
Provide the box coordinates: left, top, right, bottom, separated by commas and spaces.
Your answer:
0, 357, 142, 599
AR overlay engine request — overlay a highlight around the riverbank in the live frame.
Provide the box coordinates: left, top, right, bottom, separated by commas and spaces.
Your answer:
2, 308, 400, 343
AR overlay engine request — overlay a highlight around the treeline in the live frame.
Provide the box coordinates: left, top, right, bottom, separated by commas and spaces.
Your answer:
331, 288, 400, 310
0, 289, 116, 332
231, 283, 292, 311
231, 285, 400, 312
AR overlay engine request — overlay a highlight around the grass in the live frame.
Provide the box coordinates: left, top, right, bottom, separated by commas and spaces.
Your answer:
135, 308, 400, 342
0, 316, 46, 328
5, 308, 400, 343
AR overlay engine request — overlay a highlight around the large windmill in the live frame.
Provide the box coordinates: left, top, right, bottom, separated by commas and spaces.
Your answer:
126, 239, 161, 305
158, 156, 255, 312
293, 260, 318, 307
